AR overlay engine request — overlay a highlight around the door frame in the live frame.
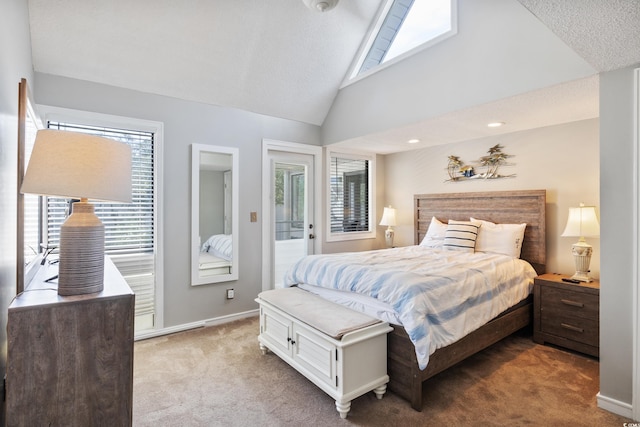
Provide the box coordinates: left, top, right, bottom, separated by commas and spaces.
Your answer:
633, 67, 640, 422
262, 139, 323, 291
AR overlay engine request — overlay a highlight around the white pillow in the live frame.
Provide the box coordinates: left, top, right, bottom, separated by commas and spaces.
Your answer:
471, 218, 527, 258
443, 219, 481, 253
420, 217, 448, 249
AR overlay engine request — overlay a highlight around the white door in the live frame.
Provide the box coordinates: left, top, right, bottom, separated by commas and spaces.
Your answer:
269, 151, 315, 288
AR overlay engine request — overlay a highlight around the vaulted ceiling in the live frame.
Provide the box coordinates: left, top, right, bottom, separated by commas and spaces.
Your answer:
27, 0, 640, 153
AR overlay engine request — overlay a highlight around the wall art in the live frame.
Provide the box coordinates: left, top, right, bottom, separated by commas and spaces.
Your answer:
446, 144, 515, 182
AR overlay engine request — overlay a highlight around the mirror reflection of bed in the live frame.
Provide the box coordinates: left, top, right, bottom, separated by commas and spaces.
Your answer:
199, 234, 232, 276
191, 144, 239, 285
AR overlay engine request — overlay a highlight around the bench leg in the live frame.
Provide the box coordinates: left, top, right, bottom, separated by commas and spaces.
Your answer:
259, 342, 269, 355
373, 384, 387, 400
335, 400, 351, 419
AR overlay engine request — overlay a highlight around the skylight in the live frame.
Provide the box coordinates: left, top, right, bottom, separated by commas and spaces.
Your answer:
348, 0, 456, 82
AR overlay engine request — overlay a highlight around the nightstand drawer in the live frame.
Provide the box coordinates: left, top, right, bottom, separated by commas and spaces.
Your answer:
540, 286, 598, 319
541, 312, 599, 347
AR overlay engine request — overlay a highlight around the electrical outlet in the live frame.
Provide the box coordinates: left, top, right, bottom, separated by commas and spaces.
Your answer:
226, 288, 234, 299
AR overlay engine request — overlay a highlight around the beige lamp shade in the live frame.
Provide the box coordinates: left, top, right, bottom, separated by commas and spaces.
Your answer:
379, 206, 397, 227
21, 129, 132, 203
561, 205, 600, 238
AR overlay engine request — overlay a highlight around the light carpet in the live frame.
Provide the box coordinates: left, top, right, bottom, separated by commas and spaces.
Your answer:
133, 317, 631, 426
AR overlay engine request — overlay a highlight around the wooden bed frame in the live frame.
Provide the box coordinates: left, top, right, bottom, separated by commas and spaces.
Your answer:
387, 190, 546, 411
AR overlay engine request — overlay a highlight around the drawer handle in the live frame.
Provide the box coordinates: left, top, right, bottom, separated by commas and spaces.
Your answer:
287, 337, 296, 345
561, 323, 584, 333
560, 299, 584, 308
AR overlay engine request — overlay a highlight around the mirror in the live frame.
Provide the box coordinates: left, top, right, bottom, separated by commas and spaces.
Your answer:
191, 144, 239, 285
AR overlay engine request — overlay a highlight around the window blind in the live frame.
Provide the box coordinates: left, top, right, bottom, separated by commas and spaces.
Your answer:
329, 156, 370, 233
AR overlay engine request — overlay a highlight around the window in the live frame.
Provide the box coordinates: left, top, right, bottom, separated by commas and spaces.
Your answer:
46, 122, 154, 254
327, 150, 375, 241
25, 107, 163, 336
347, 0, 457, 82
275, 163, 306, 241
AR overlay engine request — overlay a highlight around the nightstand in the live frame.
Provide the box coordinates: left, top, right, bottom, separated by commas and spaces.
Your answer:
533, 273, 599, 357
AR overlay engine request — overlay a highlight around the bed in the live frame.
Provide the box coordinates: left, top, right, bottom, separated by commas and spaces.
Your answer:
200, 234, 233, 275
283, 190, 546, 411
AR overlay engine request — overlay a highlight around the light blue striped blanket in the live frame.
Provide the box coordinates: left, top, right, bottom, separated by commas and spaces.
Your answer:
284, 246, 536, 370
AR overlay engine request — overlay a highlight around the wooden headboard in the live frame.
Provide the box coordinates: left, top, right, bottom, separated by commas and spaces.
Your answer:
414, 190, 546, 274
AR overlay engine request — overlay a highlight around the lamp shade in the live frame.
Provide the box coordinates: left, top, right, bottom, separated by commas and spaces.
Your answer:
561, 205, 600, 238
21, 129, 132, 203
379, 206, 397, 227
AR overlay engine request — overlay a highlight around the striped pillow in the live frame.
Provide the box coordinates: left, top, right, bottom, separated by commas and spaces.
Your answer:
443, 220, 481, 253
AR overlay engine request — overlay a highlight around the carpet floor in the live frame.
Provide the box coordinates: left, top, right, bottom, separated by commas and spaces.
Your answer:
133, 317, 631, 426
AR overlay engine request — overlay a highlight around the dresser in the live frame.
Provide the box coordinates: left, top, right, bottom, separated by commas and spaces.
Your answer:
533, 273, 599, 357
6, 257, 135, 426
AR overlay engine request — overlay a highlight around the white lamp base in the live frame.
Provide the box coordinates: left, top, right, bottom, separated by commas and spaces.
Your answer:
385, 227, 394, 248
570, 241, 593, 283
58, 201, 105, 295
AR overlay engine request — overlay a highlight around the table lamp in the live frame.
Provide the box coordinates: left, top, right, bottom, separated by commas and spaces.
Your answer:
379, 206, 397, 248
561, 203, 600, 282
21, 129, 132, 295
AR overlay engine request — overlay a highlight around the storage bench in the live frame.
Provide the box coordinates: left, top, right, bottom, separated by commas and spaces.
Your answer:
256, 287, 392, 418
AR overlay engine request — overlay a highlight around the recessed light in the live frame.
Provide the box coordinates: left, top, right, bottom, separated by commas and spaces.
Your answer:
487, 122, 505, 128
407, 139, 420, 144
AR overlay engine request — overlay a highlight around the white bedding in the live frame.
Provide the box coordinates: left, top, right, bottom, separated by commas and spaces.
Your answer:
284, 246, 536, 370
297, 284, 403, 326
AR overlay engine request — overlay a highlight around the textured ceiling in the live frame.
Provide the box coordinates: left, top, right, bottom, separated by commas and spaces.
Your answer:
518, 0, 640, 72
27, 0, 640, 153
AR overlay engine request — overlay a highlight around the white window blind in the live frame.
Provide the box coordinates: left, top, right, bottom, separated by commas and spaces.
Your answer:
46, 122, 156, 325
329, 156, 370, 234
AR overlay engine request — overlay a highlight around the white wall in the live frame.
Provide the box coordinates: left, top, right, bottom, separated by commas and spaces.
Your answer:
0, 0, 35, 417
599, 64, 638, 410
34, 72, 321, 329
323, 0, 596, 145
384, 119, 600, 278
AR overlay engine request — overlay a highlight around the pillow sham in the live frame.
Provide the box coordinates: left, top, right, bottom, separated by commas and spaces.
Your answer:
419, 216, 448, 249
471, 217, 526, 258
443, 219, 481, 253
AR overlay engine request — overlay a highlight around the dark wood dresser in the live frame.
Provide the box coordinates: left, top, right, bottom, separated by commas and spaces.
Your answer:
533, 273, 599, 357
6, 257, 134, 426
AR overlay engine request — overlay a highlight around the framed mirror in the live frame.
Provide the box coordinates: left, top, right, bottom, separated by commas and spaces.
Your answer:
191, 144, 239, 285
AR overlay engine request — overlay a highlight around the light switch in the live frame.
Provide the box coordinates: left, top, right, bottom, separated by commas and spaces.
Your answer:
250, 212, 257, 222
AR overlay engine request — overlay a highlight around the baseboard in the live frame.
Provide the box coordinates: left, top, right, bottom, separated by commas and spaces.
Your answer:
135, 320, 205, 341
135, 309, 259, 341
203, 309, 258, 327
597, 392, 634, 419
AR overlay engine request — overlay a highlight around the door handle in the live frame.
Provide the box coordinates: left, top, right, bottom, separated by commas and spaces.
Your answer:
309, 234, 315, 239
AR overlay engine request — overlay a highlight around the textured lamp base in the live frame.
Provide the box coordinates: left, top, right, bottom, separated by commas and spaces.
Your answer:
570, 241, 593, 283
58, 201, 105, 295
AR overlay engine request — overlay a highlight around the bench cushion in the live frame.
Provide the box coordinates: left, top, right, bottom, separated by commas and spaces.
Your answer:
258, 287, 381, 340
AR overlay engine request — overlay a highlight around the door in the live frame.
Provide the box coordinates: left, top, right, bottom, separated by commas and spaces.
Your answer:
269, 151, 315, 288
